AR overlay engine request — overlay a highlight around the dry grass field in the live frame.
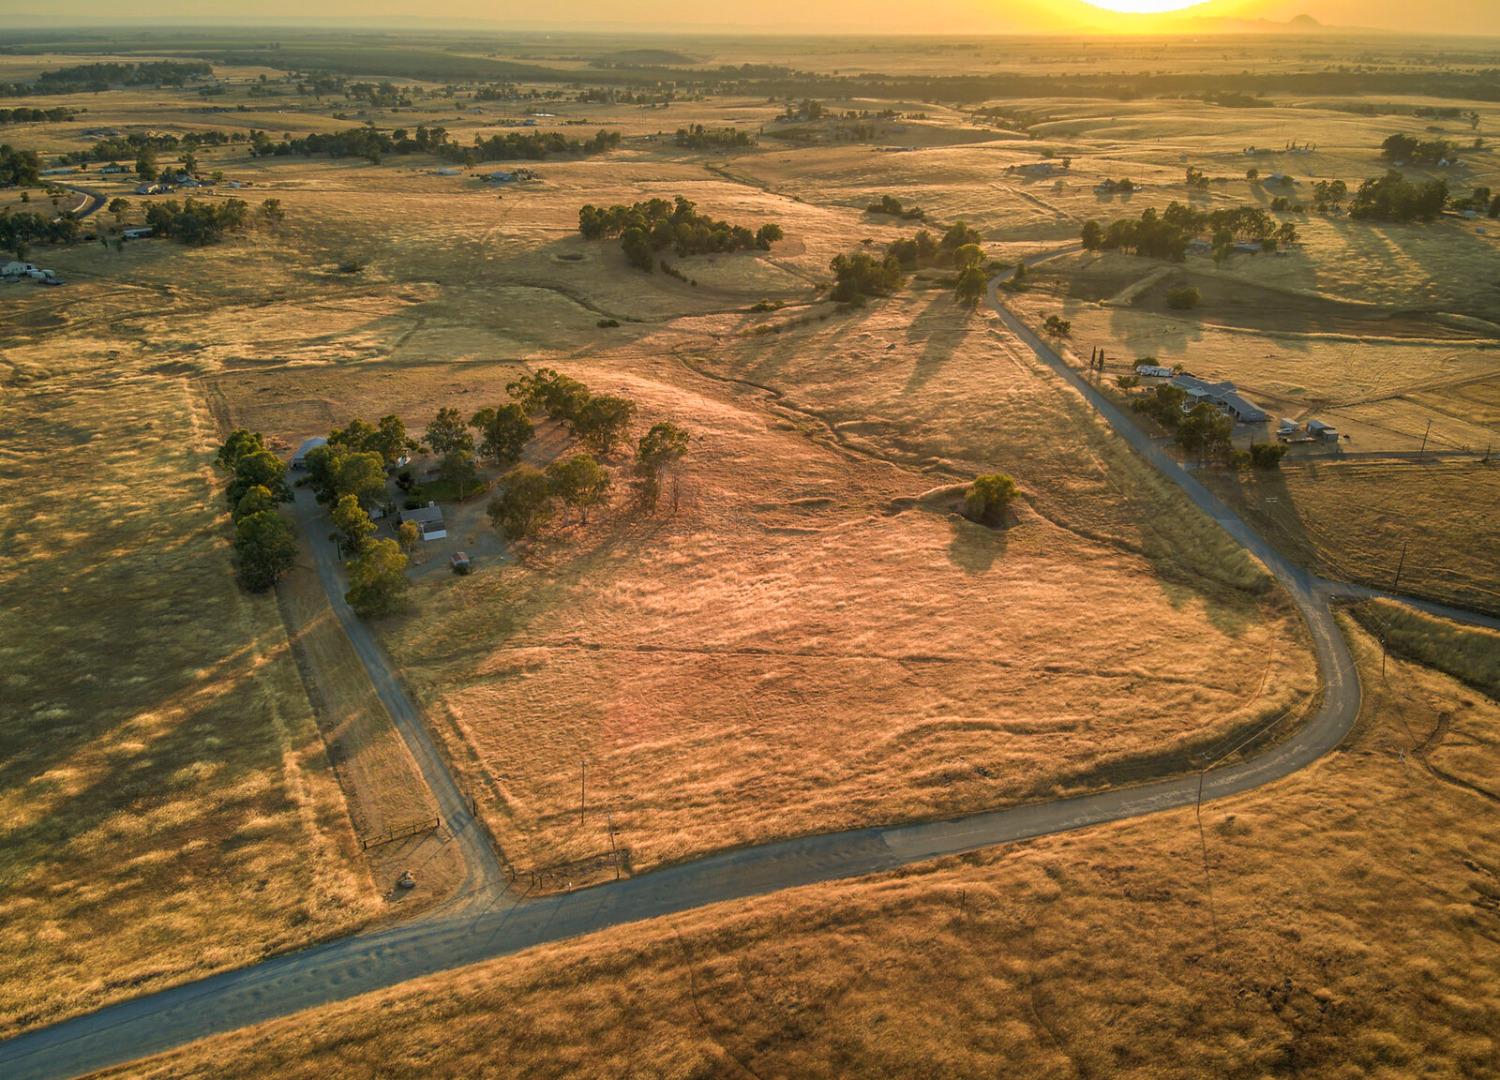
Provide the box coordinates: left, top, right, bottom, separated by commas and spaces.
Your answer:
0, 324, 377, 1037
112, 612, 1500, 1079
4, 35, 1497, 1060
1203, 460, 1500, 614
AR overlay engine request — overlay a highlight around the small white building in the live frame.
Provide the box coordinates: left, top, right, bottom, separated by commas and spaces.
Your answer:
398, 501, 447, 541
291, 436, 328, 468
1277, 418, 1301, 438
1136, 364, 1174, 378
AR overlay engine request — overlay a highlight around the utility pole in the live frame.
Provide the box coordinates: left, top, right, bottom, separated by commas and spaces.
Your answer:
1418, 418, 1432, 460
1195, 766, 1221, 951
579, 759, 587, 825
1393, 539, 1409, 591
607, 813, 619, 879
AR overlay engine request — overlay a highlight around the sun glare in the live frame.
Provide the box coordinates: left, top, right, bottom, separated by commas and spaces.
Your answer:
1081, 0, 1210, 12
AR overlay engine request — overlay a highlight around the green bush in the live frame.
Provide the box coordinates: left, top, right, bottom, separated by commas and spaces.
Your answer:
1167, 286, 1201, 310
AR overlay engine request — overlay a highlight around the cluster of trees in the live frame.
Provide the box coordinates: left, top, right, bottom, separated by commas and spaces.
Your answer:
65, 128, 242, 165
143, 198, 251, 245
0, 107, 78, 125
885, 221, 980, 269
1081, 202, 1296, 263
247, 124, 618, 165
297, 427, 413, 616
1129, 386, 1286, 468
831, 223, 988, 306
829, 250, 904, 304
1311, 179, 1349, 212
1349, 171, 1449, 223
24, 60, 209, 94
865, 194, 925, 220
0, 209, 79, 257
1096, 178, 1137, 194
578, 195, 782, 271
486, 370, 691, 540
216, 429, 297, 592
459, 128, 619, 164
1380, 133, 1456, 165
0, 144, 41, 187
1452, 185, 1500, 217
674, 125, 754, 150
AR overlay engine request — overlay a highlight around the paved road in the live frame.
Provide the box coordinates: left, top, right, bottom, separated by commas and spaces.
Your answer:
290, 484, 509, 907
57, 183, 105, 221
2, 269, 1493, 1079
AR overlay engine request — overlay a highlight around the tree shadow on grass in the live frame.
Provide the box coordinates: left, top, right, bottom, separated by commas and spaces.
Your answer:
903, 288, 976, 395
946, 514, 1007, 576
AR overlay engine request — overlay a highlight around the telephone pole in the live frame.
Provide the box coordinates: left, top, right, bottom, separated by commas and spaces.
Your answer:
1393, 539, 1409, 591
1418, 419, 1432, 460
579, 759, 587, 825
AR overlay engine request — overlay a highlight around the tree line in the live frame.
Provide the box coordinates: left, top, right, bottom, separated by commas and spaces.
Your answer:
578, 195, 782, 271
215, 429, 298, 593
63, 129, 245, 165
1380, 133, 1457, 165
674, 125, 755, 150
247, 124, 619, 165
0, 107, 78, 125
0, 60, 210, 97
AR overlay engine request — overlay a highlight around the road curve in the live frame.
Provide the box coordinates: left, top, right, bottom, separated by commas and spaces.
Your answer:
57, 183, 105, 221
3, 268, 1469, 1080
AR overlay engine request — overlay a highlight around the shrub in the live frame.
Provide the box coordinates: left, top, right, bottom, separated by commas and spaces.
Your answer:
964, 473, 1018, 526
1167, 286, 1201, 310
1249, 442, 1288, 469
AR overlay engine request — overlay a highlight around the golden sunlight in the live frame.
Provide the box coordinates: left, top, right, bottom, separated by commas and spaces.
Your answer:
1080, 0, 1211, 11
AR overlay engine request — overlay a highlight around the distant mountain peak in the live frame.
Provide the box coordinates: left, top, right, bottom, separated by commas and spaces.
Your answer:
1289, 13, 1323, 27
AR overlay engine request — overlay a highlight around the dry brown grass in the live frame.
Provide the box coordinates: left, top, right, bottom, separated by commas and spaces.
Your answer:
1204, 460, 1500, 614
117, 613, 1500, 1080
0, 346, 375, 1037
272, 548, 466, 907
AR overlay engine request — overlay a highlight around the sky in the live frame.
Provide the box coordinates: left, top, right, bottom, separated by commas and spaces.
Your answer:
0, 0, 1493, 36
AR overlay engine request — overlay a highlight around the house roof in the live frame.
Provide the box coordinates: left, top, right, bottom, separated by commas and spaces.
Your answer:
1220, 392, 1269, 420
399, 503, 444, 526
293, 436, 327, 459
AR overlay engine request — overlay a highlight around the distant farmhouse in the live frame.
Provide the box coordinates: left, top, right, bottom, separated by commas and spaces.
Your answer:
1170, 374, 1270, 423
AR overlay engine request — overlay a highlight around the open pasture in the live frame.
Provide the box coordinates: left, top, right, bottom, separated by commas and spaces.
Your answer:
114, 612, 1500, 1080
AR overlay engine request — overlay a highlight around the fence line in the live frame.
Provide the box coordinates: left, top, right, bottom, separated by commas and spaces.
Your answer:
359, 816, 441, 851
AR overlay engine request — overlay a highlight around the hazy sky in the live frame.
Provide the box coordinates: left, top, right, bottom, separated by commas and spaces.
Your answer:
4, 0, 1494, 35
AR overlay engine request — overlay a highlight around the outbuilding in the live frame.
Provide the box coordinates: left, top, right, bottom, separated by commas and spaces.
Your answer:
1136, 364, 1174, 378
292, 436, 328, 468
1307, 419, 1339, 440
399, 502, 447, 541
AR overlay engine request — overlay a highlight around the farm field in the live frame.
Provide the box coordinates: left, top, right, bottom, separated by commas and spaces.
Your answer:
0, 318, 377, 1037
1203, 459, 1500, 614
111, 611, 1500, 1079
2, 28, 1498, 1071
